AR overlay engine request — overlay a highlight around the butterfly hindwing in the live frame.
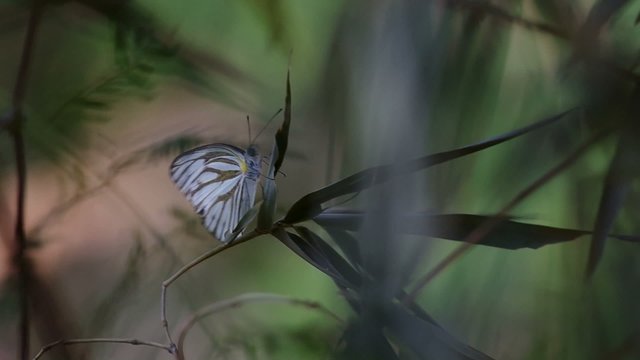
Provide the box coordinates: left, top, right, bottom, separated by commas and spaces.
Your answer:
170, 144, 259, 242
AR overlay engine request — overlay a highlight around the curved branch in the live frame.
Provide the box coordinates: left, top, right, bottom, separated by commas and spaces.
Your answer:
32, 338, 172, 360
160, 229, 265, 351
175, 292, 343, 360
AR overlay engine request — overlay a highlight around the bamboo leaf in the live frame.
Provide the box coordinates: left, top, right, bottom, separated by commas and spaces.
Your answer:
586, 170, 629, 277
294, 226, 362, 288
385, 305, 494, 360
271, 228, 350, 287
587, 88, 640, 276
283, 110, 575, 224
314, 210, 640, 249
274, 68, 291, 174
322, 226, 363, 270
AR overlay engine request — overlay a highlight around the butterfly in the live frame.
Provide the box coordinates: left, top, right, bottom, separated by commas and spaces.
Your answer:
170, 143, 261, 243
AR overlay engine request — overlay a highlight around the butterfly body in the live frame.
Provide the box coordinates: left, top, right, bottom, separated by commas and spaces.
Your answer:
170, 144, 261, 242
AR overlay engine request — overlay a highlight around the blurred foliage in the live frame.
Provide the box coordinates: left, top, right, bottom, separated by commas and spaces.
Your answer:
1, 0, 640, 359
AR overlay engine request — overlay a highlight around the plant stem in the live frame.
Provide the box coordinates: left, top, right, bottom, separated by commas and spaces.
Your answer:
160, 230, 262, 352
12, 121, 29, 360
9, 3, 43, 360
174, 292, 343, 360
32, 338, 172, 360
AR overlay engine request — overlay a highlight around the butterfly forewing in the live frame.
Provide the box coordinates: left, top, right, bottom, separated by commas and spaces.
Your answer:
170, 144, 260, 242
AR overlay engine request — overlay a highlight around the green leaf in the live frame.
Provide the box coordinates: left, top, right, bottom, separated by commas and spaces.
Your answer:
294, 226, 362, 288
271, 228, 332, 275
314, 210, 640, 250
385, 305, 494, 360
273, 68, 291, 174
586, 171, 629, 276
396, 289, 443, 328
271, 228, 352, 288
256, 69, 290, 230
322, 226, 363, 270
283, 109, 575, 224
587, 95, 640, 276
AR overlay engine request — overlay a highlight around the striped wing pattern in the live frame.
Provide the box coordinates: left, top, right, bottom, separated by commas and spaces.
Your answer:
170, 144, 259, 242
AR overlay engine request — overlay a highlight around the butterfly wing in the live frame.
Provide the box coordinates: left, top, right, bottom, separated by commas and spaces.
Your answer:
170, 144, 258, 242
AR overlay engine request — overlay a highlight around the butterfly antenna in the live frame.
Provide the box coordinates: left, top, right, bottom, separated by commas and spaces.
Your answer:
251, 108, 283, 144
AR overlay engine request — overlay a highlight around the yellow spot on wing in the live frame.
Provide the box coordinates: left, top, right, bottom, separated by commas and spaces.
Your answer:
239, 160, 248, 173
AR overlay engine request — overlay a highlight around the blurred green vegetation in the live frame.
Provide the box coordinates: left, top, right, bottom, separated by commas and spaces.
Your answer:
1, 0, 639, 359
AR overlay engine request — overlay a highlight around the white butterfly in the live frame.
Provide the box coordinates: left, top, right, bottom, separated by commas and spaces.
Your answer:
170, 144, 261, 243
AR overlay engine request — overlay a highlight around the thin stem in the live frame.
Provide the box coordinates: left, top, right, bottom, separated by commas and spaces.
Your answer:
12, 124, 30, 360
403, 129, 612, 305
9, 3, 43, 360
160, 230, 262, 351
11, 3, 41, 109
175, 292, 343, 360
31, 338, 173, 360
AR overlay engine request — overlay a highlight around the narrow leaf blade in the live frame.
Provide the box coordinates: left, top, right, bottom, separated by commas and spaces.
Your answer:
587, 90, 640, 276
294, 226, 362, 288
271, 228, 348, 287
385, 305, 494, 360
587, 140, 635, 276
322, 226, 363, 270
274, 68, 291, 174
284, 110, 575, 223
315, 210, 640, 249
